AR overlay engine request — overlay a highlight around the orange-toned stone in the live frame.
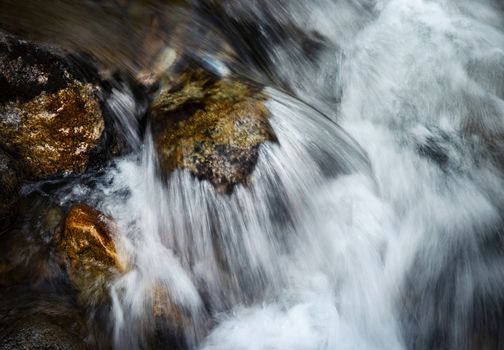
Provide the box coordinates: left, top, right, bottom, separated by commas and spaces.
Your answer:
59, 204, 124, 302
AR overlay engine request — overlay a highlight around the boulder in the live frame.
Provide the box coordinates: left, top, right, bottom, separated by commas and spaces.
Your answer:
58, 204, 124, 303
151, 65, 277, 193
0, 33, 107, 179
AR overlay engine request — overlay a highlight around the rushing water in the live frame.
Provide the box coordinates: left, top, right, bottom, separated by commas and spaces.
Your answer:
4, 0, 504, 349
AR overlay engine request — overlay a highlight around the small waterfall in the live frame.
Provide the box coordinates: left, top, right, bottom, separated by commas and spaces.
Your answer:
95, 88, 369, 349
3, 0, 504, 349
94, 0, 504, 348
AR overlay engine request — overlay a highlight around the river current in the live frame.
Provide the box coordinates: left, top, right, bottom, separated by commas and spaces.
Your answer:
4, 0, 504, 349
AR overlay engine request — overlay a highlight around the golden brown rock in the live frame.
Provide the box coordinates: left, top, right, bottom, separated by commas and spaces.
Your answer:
0, 33, 108, 179
59, 204, 124, 303
0, 82, 105, 178
151, 66, 277, 193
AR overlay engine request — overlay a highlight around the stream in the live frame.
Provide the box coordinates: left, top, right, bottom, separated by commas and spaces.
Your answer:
2, 0, 504, 349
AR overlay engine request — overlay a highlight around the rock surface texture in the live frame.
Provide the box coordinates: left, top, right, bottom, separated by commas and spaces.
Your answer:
0, 33, 106, 179
59, 204, 124, 303
151, 64, 277, 193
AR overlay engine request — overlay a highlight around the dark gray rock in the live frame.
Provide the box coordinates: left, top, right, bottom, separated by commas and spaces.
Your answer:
0, 149, 20, 231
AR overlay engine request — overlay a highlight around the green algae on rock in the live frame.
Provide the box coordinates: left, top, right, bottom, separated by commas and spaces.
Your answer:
151, 66, 277, 193
59, 204, 124, 304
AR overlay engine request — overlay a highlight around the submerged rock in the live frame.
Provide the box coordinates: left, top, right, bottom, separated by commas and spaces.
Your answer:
0, 149, 20, 230
151, 285, 196, 349
58, 204, 124, 303
151, 64, 277, 193
0, 33, 107, 179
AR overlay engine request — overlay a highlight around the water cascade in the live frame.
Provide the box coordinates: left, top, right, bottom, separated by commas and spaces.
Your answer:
1, 1, 504, 349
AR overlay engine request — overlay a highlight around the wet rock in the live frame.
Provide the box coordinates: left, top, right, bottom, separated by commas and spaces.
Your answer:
151, 64, 277, 193
112, 280, 198, 349
0, 314, 90, 350
0, 33, 107, 179
0, 32, 88, 103
152, 286, 194, 349
0, 82, 105, 179
0, 291, 92, 350
58, 204, 124, 303
0, 195, 65, 288
0, 149, 20, 230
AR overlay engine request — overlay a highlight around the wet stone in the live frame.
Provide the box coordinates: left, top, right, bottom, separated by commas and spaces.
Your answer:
58, 204, 124, 303
0, 32, 107, 179
0, 314, 90, 350
0, 82, 105, 179
0, 290, 92, 350
151, 65, 277, 193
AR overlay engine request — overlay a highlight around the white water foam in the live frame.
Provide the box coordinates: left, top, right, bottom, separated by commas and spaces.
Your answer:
89, 0, 504, 348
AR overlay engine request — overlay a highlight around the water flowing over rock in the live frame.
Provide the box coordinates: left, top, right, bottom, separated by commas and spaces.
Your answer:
59, 204, 124, 303
59, 203, 198, 347
2, 1, 504, 349
0, 33, 107, 179
151, 65, 277, 193
151, 285, 196, 349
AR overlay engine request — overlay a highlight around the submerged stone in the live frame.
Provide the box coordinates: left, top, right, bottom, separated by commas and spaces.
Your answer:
152, 286, 194, 349
58, 204, 124, 303
151, 65, 277, 193
0, 33, 107, 179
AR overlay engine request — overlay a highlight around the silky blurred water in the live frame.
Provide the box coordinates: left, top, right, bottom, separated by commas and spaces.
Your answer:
9, 0, 504, 349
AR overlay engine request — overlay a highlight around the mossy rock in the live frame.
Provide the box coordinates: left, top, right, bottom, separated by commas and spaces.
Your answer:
59, 204, 124, 304
0, 33, 107, 179
151, 65, 277, 193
